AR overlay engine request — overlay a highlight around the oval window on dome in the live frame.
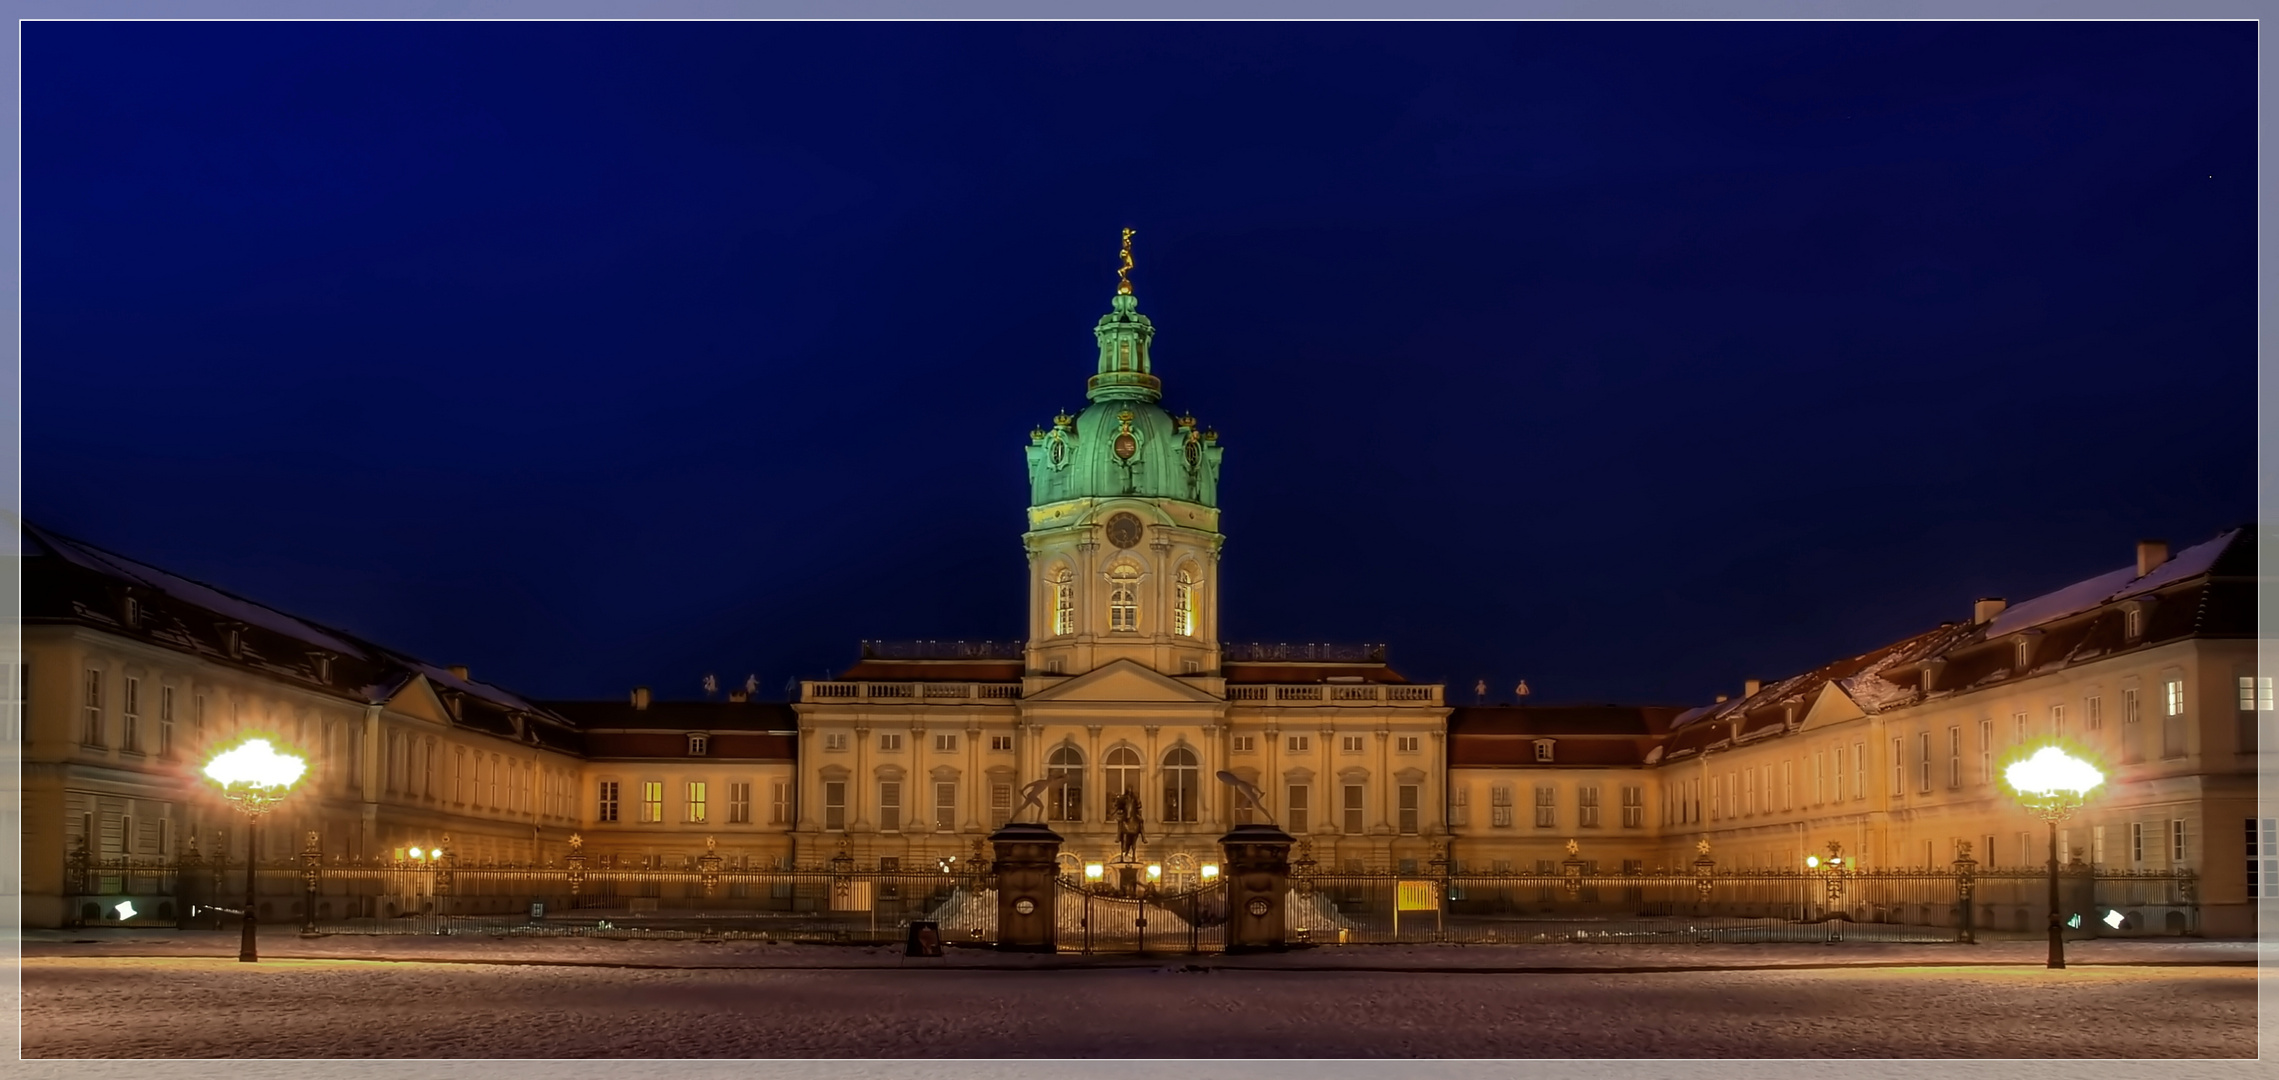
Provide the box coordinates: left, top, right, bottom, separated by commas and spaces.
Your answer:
1114, 432, 1136, 460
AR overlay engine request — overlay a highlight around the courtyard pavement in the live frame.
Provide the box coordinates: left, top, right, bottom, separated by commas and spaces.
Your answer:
11, 930, 2264, 1059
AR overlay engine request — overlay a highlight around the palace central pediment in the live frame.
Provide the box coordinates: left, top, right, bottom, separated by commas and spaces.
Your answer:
1021, 658, 1225, 706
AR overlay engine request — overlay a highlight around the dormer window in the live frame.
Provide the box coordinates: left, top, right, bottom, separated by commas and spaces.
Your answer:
121, 595, 141, 628
2014, 638, 2031, 671
2125, 607, 2143, 640
688, 734, 709, 756
1534, 739, 1555, 763
310, 653, 333, 684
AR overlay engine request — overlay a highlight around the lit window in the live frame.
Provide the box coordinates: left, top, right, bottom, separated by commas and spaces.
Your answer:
1051, 568, 1075, 636
1174, 568, 1198, 637
686, 781, 708, 823
640, 781, 663, 823
1108, 564, 1140, 632
2162, 679, 2187, 758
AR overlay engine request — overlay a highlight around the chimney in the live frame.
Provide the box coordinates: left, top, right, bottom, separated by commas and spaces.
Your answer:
1743, 679, 1762, 698
1714, 694, 1729, 704
1974, 597, 2007, 624
728, 690, 749, 703
631, 686, 651, 710
2136, 539, 2170, 577
447, 665, 469, 682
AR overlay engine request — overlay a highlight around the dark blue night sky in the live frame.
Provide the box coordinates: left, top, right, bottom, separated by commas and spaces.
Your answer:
26, 21, 2256, 706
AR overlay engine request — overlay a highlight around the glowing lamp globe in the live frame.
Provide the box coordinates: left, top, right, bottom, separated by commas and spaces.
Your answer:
201, 738, 308, 815
1200, 864, 1220, 881
2004, 746, 2103, 818
1084, 863, 1105, 881
1805, 855, 1821, 869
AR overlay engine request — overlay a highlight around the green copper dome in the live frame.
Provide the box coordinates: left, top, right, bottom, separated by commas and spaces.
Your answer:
1025, 279, 1223, 506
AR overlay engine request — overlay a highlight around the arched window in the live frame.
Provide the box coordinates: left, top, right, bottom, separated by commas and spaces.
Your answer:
1105, 746, 1141, 800
1051, 568, 1075, 637
1047, 745, 1085, 822
1109, 565, 1140, 633
1161, 745, 1199, 823
1174, 567, 1198, 637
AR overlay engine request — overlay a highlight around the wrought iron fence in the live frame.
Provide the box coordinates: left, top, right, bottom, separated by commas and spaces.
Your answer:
57, 846, 2200, 947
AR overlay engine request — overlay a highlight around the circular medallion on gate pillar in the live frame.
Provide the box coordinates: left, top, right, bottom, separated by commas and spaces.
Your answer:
1014, 898, 1036, 916
1105, 512, 1144, 549
1246, 897, 1271, 917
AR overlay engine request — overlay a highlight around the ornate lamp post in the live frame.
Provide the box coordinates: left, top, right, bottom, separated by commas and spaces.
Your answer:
200, 737, 309, 963
2003, 745, 2104, 970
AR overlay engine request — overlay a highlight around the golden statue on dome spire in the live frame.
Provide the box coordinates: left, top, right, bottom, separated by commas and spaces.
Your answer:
1116, 227, 1136, 295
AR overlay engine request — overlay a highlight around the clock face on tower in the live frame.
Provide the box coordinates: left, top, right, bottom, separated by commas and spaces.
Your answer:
1105, 512, 1144, 549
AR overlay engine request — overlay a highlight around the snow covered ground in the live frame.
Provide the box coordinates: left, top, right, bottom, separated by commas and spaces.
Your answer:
15, 930, 2256, 1058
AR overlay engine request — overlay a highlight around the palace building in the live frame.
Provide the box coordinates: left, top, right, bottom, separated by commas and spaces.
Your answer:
13, 249, 2265, 934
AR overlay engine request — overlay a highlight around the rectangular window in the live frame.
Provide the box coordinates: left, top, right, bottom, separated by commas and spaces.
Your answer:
2247, 819, 2277, 900
728, 782, 751, 824
2092, 824, 2105, 865
641, 781, 663, 823
1578, 785, 1601, 828
1812, 751, 1825, 804
82, 669, 104, 747
770, 780, 789, 824
2122, 689, 2143, 763
1917, 731, 1931, 793
2050, 703, 2065, 739
1743, 770, 1755, 816
879, 781, 902, 832
1833, 745, 1845, 802
2171, 818, 2187, 864
1710, 775, 1723, 819
2162, 679, 2187, 758
121, 677, 141, 752
1978, 719, 1992, 784
1287, 735, 1310, 753
1287, 784, 1310, 833
825, 733, 848, 751
1891, 737, 1905, 797
2131, 821, 2144, 864
2014, 711, 2028, 747
1342, 785, 1365, 835
1340, 735, 1365, 753
1397, 785, 1420, 835
158, 686, 175, 759
935, 781, 957, 831
934, 733, 958, 753
1232, 735, 1256, 753
1621, 785, 1643, 828
1947, 726, 1961, 788
824, 781, 847, 831
686, 781, 708, 823
990, 783, 1013, 827
880, 733, 903, 752
1396, 735, 1420, 753
990, 735, 1013, 751
1851, 741, 1865, 799
688, 734, 709, 756
1450, 784, 1469, 827
2087, 695, 2103, 731
1533, 785, 1556, 829
1780, 761, 1792, 811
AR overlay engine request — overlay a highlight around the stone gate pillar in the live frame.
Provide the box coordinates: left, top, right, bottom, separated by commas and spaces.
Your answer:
1220, 823, 1295, 953
990, 821, 1063, 953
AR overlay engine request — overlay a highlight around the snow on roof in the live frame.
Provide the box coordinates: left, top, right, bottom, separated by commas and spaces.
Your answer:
1986, 529, 2239, 638
29, 522, 373, 660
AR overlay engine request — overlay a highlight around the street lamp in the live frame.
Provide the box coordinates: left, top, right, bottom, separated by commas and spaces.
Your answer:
2003, 744, 2104, 970
201, 737, 308, 963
